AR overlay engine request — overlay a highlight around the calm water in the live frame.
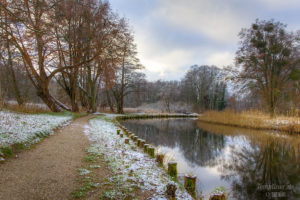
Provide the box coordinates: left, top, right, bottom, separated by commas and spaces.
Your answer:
121, 118, 300, 200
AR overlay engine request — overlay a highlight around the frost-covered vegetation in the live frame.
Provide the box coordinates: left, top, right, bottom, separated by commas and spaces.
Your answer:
0, 111, 72, 148
84, 116, 193, 199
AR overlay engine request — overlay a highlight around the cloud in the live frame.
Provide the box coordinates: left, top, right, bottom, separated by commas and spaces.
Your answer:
257, 0, 300, 9
110, 0, 300, 81
155, 0, 252, 44
206, 52, 235, 67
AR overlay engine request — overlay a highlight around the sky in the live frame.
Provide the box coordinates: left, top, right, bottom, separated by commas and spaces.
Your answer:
109, 0, 300, 81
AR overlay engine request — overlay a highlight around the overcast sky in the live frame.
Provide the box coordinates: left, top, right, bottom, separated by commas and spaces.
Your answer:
109, 0, 300, 81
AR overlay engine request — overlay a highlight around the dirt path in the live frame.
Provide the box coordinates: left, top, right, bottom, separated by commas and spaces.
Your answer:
0, 115, 95, 200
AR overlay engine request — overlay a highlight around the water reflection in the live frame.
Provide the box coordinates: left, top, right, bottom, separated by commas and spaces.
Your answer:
123, 119, 225, 166
222, 139, 300, 200
121, 118, 300, 199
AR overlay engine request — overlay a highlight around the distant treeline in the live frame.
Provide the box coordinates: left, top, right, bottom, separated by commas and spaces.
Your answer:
0, 1, 299, 115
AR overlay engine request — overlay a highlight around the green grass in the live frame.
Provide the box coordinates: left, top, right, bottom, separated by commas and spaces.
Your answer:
38, 111, 87, 119
84, 152, 99, 162
72, 182, 95, 198
1, 146, 14, 158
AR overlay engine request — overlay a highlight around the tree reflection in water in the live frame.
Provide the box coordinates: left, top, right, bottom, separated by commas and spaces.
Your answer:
122, 118, 300, 199
221, 138, 300, 200
122, 119, 225, 166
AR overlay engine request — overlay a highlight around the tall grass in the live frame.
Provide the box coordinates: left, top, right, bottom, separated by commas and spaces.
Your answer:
199, 109, 300, 134
3, 101, 86, 118
4, 102, 50, 113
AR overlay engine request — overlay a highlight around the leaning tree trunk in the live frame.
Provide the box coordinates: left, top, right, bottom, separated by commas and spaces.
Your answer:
37, 89, 62, 112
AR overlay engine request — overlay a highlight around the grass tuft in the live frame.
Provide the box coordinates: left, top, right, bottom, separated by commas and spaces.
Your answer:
1, 146, 14, 158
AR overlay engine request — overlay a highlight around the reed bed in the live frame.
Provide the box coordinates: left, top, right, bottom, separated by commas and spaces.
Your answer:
199, 110, 300, 134
116, 113, 198, 122
3, 102, 50, 114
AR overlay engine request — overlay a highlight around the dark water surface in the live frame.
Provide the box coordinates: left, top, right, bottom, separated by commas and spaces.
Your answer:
121, 118, 300, 200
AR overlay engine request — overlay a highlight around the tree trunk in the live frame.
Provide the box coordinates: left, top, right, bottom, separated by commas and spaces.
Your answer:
5, 10, 23, 105
106, 90, 114, 112
7, 45, 24, 105
70, 92, 79, 112
90, 85, 97, 113
70, 78, 79, 112
117, 101, 123, 114
37, 89, 62, 112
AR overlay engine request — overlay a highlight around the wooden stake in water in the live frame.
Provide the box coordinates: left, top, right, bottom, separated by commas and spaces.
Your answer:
140, 140, 145, 148
120, 133, 123, 138
168, 162, 177, 181
133, 136, 138, 142
148, 146, 155, 158
144, 144, 149, 152
156, 154, 164, 166
209, 194, 226, 200
137, 139, 142, 146
184, 175, 196, 198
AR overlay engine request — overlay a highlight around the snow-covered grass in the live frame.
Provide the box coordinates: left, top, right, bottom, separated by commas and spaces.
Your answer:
0, 111, 73, 150
84, 115, 193, 200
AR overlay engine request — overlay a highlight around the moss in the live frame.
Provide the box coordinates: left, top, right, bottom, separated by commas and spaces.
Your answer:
168, 162, 178, 181
147, 147, 155, 158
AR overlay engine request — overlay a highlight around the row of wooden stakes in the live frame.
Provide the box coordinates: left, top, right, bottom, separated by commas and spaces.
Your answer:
117, 127, 197, 198
116, 126, 226, 200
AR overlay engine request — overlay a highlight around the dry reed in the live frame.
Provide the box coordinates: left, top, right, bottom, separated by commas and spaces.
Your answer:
4, 102, 50, 114
199, 109, 300, 134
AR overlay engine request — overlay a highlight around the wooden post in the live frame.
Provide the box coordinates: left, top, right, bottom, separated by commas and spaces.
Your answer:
166, 183, 177, 198
117, 130, 120, 135
120, 133, 123, 138
156, 154, 164, 166
130, 134, 135, 139
148, 146, 155, 158
209, 194, 226, 200
137, 139, 142, 146
140, 140, 145, 148
133, 136, 138, 142
144, 144, 149, 153
184, 175, 196, 198
168, 162, 177, 180
125, 138, 129, 144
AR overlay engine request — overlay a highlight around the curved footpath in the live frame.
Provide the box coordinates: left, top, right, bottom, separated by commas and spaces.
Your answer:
0, 114, 193, 200
0, 115, 94, 200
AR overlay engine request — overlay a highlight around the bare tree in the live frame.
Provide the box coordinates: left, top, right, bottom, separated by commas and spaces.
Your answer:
0, 0, 75, 111
236, 19, 300, 116
110, 22, 143, 113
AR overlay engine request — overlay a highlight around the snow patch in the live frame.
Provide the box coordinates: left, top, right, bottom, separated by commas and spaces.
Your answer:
0, 111, 72, 147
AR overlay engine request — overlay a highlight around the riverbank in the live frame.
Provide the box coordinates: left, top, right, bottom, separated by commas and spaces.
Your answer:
198, 110, 300, 134
82, 114, 193, 199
